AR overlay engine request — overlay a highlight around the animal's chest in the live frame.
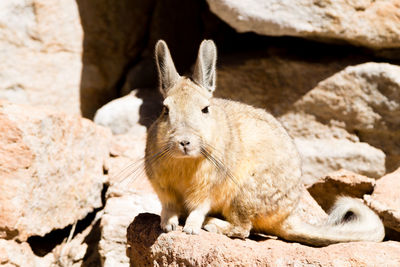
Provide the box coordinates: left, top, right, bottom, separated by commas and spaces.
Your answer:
154, 159, 215, 200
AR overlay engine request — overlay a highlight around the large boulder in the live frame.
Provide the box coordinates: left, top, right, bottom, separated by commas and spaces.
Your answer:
291, 62, 400, 176
127, 213, 400, 266
206, 0, 400, 49
0, 0, 83, 114
0, 101, 110, 241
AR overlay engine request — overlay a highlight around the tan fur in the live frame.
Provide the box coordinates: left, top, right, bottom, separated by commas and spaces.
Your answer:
145, 40, 385, 245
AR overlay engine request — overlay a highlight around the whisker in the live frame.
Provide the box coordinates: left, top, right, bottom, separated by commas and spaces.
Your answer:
111, 142, 172, 188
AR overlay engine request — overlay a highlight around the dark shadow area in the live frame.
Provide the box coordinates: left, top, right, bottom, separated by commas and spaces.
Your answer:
81, 219, 102, 267
28, 209, 98, 257
76, 0, 157, 119
126, 213, 163, 267
28, 184, 108, 257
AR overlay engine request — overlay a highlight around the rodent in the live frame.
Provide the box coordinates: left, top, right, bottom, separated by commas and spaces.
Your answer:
145, 39, 385, 246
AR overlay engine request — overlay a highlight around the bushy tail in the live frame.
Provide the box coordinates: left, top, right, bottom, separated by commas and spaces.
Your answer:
280, 197, 385, 246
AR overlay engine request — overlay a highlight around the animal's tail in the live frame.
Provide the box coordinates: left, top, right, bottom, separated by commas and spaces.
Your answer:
279, 197, 385, 246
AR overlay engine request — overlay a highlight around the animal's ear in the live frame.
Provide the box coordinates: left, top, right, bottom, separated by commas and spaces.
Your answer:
155, 40, 180, 97
193, 40, 217, 94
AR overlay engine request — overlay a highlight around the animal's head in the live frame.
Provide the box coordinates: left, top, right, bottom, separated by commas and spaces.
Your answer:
154, 39, 218, 158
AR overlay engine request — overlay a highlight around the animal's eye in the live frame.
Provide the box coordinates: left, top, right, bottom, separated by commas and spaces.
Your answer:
201, 106, 209, 114
163, 105, 169, 115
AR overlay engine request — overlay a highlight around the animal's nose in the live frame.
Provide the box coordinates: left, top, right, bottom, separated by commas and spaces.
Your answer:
179, 140, 191, 147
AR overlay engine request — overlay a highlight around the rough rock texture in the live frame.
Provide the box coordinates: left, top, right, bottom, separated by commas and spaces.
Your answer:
292, 62, 400, 175
0, 101, 110, 241
308, 169, 376, 211
365, 168, 400, 233
0, 239, 51, 267
206, 0, 400, 49
99, 185, 161, 267
0, 0, 83, 114
0, 0, 158, 118
127, 213, 400, 267
214, 47, 364, 116
293, 136, 385, 185
278, 62, 400, 184
99, 131, 161, 267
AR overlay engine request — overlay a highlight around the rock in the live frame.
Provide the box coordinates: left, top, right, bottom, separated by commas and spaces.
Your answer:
127, 213, 400, 266
364, 168, 400, 234
0, 0, 83, 114
99, 132, 161, 267
99, 186, 161, 267
0, 0, 158, 118
215, 48, 362, 116
94, 89, 161, 135
94, 92, 147, 135
0, 240, 51, 267
0, 101, 110, 241
294, 137, 385, 186
308, 169, 376, 211
206, 0, 400, 49
293, 62, 400, 175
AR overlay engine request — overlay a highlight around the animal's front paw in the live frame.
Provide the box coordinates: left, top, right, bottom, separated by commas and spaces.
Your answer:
161, 215, 179, 232
183, 223, 201, 235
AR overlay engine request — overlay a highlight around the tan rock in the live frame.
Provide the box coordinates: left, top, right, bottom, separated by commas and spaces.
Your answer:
0, 101, 110, 241
0, 0, 157, 118
365, 168, 400, 233
127, 213, 400, 266
0, 239, 51, 267
206, 0, 400, 49
308, 169, 376, 211
100, 132, 161, 267
294, 62, 400, 175
0, 0, 83, 114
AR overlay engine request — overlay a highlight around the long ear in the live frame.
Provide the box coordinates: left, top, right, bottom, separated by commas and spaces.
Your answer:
155, 40, 180, 96
193, 40, 217, 93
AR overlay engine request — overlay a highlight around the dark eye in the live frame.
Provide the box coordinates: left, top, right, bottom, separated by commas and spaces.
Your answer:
163, 105, 169, 115
201, 106, 209, 114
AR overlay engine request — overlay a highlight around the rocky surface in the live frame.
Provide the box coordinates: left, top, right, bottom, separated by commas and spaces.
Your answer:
0, 0, 83, 114
308, 169, 376, 211
292, 62, 400, 175
0, 100, 110, 241
0, 239, 51, 267
127, 213, 400, 267
206, 0, 400, 49
99, 130, 161, 267
365, 168, 400, 233
99, 184, 161, 267
279, 62, 400, 184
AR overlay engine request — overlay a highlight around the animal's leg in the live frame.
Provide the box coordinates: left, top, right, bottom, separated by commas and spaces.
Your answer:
160, 204, 179, 232
183, 201, 210, 235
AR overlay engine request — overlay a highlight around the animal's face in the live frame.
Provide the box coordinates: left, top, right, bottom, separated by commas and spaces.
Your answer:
157, 78, 214, 158
154, 40, 217, 158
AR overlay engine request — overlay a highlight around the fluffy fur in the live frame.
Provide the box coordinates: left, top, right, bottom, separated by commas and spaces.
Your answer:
145, 39, 385, 246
